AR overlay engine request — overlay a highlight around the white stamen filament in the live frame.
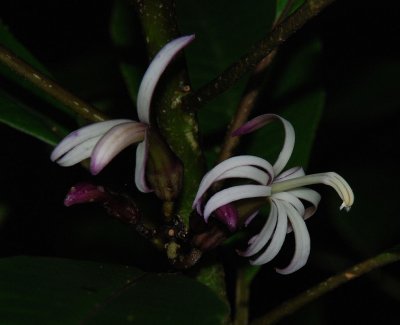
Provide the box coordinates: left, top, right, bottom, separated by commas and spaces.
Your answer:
271, 172, 354, 210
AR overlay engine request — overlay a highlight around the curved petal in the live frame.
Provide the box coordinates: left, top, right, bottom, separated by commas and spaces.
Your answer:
276, 202, 311, 274
289, 188, 321, 220
56, 136, 100, 166
137, 35, 195, 124
134, 133, 152, 193
250, 199, 288, 265
239, 201, 278, 257
220, 165, 271, 185
203, 185, 271, 222
90, 122, 147, 175
244, 210, 260, 226
274, 166, 305, 182
232, 114, 295, 175
193, 155, 274, 209
273, 192, 305, 216
51, 119, 132, 161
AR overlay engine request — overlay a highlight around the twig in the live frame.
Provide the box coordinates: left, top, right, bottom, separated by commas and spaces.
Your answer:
217, 50, 277, 163
251, 249, 400, 325
183, 0, 336, 110
234, 267, 251, 325
0, 45, 107, 122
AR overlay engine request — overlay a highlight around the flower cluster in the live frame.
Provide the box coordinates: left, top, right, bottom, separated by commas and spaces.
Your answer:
51, 35, 354, 274
193, 114, 354, 274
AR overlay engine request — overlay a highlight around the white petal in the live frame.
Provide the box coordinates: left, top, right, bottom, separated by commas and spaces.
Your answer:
220, 166, 271, 185
137, 35, 195, 124
90, 122, 147, 175
250, 199, 288, 265
135, 134, 152, 193
273, 192, 305, 216
193, 155, 274, 209
51, 119, 132, 161
232, 114, 295, 175
276, 202, 311, 274
289, 188, 321, 220
239, 201, 278, 257
274, 166, 305, 182
203, 185, 271, 222
272, 116, 295, 175
56, 136, 100, 166
244, 210, 260, 226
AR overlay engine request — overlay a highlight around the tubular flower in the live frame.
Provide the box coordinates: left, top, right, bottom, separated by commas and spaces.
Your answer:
193, 114, 354, 274
51, 35, 195, 192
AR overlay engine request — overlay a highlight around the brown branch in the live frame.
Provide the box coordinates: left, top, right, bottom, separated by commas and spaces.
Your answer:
217, 50, 277, 163
251, 249, 400, 325
183, 0, 336, 110
0, 45, 107, 122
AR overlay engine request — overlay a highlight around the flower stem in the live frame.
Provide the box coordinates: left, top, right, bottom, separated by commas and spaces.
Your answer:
0, 45, 108, 122
183, 0, 336, 110
251, 249, 400, 325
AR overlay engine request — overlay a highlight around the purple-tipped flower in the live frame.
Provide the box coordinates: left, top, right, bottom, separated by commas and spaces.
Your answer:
51, 35, 195, 193
193, 114, 354, 274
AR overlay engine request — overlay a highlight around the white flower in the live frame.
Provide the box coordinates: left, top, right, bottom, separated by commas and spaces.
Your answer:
51, 35, 195, 192
193, 114, 354, 274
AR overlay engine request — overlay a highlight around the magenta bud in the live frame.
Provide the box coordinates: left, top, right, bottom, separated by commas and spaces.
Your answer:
64, 182, 141, 225
64, 182, 107, 206
214, 204, 239, 232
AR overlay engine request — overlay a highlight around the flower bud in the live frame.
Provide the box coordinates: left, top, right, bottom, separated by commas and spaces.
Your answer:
64, 182, 140, 225
146, 128, 183, 201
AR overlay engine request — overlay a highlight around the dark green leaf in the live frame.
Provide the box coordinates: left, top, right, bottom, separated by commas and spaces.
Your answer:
246, 39, 324, 169
110, 0, 144, 106
275, 0, 305, 20
0, 90, 68, 146
0, 256, 229, 325
0, 21, 75, 117
177, 0, 276, 135
0, 21, 49, 74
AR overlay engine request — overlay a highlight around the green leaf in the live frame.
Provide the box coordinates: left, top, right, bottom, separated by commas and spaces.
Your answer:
0, 21, 75, 117
0, 256, 229, 325
177, 0, 276, 136
275, 0, 305, 20
0, 21, 49, 75
0, 90, 68, 146
110, 0, 143, 106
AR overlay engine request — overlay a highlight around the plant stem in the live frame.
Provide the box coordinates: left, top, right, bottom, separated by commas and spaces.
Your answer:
183, 0, 336, 110
133, 0, 205, 225
0, 45, 107, 122
133, 0, 227, 305
217, 50, 277, 163
251, 249, 400, 325
234, 267, 251, 325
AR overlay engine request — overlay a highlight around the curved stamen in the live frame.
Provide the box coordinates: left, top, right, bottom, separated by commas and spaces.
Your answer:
271, 172, 354, 210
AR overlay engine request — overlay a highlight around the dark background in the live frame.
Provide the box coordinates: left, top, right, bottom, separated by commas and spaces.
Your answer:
1, 1, 400, 324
